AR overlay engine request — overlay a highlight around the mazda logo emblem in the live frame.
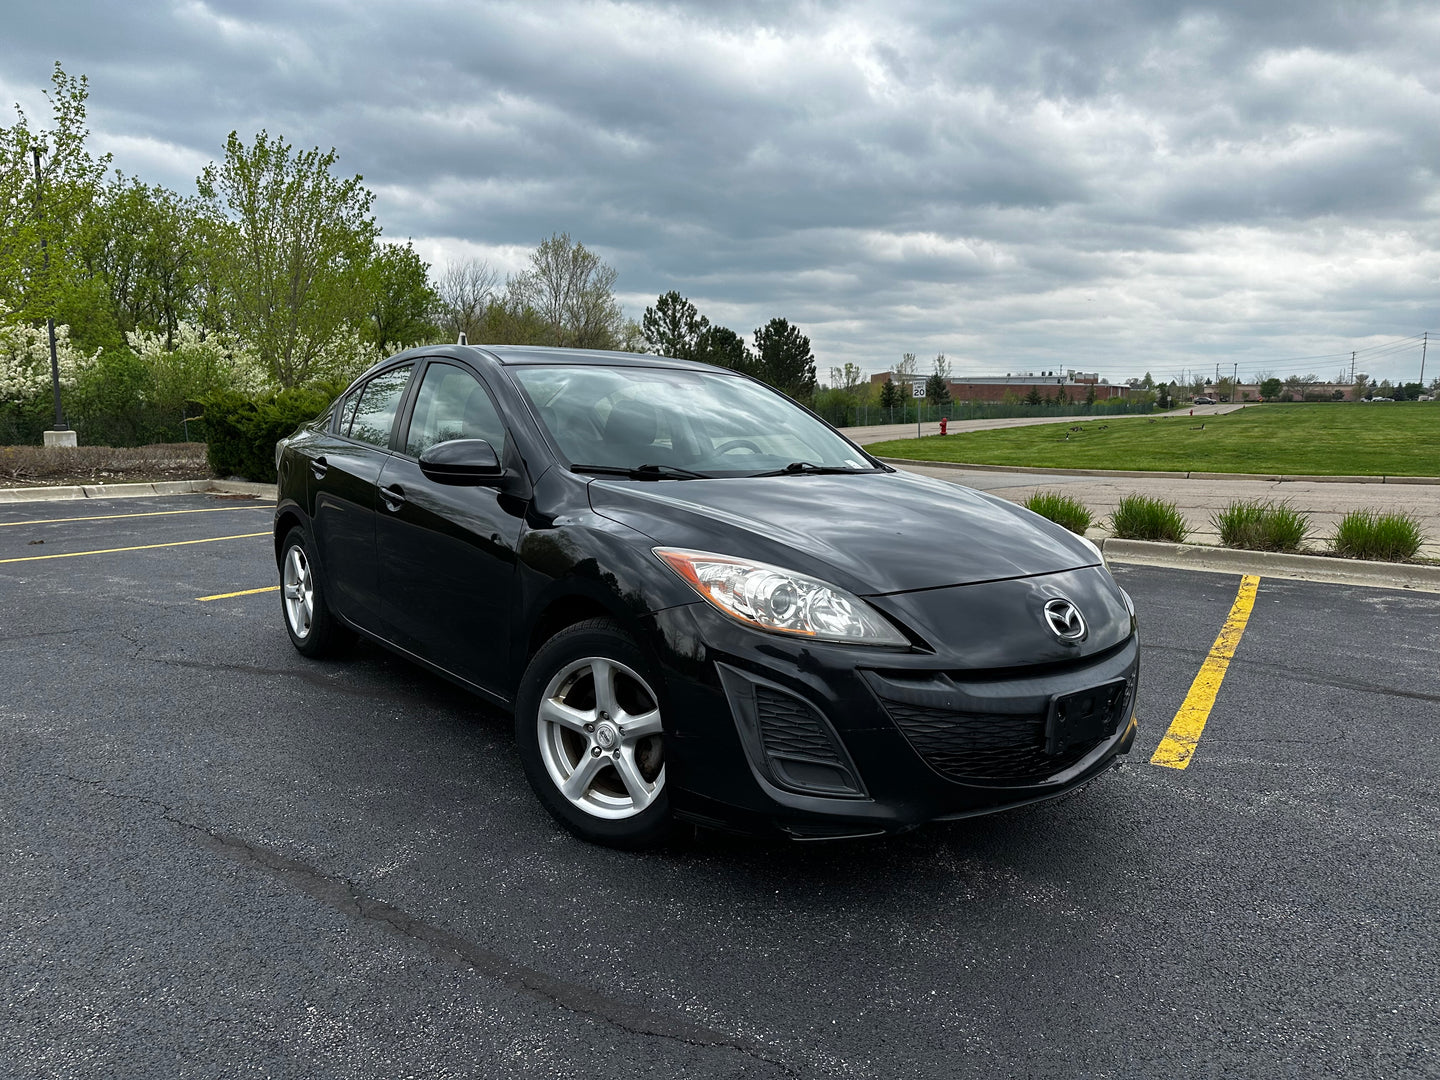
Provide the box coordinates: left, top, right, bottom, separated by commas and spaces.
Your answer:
1043, 597, 1087, 642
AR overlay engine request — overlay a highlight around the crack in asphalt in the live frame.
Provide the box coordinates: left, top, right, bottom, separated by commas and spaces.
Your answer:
59, 774, 794, 1074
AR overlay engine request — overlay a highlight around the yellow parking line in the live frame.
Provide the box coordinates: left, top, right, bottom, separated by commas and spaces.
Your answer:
1151, 574, 1260, 770
0, 504, 274, 528
197, 585, 279, 601
0, 532, 270, 565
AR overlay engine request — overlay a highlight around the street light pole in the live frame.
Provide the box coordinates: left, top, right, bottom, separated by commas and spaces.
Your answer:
31, 144, 69, 433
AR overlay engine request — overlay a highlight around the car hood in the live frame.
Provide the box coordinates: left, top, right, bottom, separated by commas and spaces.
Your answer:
585, 470, 1098, 595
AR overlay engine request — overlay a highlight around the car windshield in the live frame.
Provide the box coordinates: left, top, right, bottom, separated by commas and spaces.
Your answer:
509, 364, 880, 478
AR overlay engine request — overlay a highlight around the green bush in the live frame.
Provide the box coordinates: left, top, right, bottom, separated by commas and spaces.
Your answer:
1331, 510, 1425, 562
1109, 494, 1190, 542
1212, 500, 1311, 552
198, 384, 340, 481
1023, 490, 1093, 535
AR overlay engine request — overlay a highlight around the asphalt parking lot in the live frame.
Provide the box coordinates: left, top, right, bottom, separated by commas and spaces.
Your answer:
2, 493, 1437, 1079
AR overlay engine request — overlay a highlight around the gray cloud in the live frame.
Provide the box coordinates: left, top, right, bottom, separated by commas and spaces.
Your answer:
5, 0, 1439, 383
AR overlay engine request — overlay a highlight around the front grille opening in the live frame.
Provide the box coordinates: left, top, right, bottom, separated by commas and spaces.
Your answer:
881, 679, 1132, 786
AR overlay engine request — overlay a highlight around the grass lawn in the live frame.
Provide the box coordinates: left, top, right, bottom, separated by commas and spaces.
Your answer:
866, 403, 1440, 476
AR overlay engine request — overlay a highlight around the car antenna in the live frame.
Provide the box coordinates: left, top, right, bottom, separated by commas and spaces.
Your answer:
457, 332, 468, 345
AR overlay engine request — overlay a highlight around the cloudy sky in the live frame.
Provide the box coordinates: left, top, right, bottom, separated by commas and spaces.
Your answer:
6, 1, 1439, 385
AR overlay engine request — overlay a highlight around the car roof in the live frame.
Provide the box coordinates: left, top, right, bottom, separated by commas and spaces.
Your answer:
472, 344, 730, 374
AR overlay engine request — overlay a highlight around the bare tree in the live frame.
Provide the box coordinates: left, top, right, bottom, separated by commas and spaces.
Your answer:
507, 232, 623, 349
433, 257, 498, 343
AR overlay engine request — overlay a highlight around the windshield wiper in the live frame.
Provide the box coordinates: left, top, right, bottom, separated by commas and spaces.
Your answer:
571, 463, 710, 480
750, 461, 877, 477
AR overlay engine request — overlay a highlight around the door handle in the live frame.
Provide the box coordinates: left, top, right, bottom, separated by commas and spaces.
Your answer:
380, 484, 407, 511
310, 456, 329, 480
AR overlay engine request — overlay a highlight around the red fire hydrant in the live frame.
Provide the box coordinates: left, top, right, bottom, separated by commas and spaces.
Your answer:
940, 417, 948, 436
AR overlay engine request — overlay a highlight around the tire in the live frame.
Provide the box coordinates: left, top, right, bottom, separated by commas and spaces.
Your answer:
278, 526, 347, 657
514, 618, 673, 848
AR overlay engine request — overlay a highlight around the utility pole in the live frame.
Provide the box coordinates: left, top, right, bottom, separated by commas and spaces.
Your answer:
30, 144, 71, 440
1421, 332, 1428, 387
1232, 362, 1237, 402
1350, 352, 1356, 383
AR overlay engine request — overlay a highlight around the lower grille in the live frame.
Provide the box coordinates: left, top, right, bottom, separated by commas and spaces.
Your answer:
754, 686, 845, 765
880, 687, 1129, 785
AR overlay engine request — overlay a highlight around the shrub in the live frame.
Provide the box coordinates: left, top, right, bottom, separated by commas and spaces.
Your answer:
1212, 500, 1311, 552
1331, 510, 1425, 562
198, 384, 340, 481
1109, 494, 1190, 542
1024, 490, 1093, 535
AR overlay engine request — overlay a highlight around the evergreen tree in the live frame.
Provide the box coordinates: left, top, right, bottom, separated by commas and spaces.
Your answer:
751, 317, 816, 400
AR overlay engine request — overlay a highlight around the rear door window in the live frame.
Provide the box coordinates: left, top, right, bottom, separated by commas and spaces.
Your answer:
345, 365, 413, 448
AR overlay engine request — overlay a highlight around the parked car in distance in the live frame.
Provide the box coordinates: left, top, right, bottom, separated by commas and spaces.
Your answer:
273, 345, 1140, 846
1193, 396, 1216, 405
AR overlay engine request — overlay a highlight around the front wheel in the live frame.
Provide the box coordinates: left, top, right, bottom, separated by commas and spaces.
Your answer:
514, 619, 673, 848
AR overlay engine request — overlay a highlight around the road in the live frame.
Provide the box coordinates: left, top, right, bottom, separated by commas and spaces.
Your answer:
1, 492, 1436, 1078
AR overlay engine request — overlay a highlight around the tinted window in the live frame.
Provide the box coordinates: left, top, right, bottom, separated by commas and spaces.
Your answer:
404, 363, 507, 458
346, 366, 412, 448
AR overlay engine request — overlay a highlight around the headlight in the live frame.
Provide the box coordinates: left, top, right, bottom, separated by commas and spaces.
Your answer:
654, 548, 908, 646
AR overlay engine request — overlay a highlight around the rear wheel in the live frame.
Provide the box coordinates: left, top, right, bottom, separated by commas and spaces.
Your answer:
515, 619, 672, 848
279, 527, 346, 657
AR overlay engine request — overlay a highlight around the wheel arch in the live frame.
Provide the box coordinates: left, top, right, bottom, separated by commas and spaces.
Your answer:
273, 508, 307, 567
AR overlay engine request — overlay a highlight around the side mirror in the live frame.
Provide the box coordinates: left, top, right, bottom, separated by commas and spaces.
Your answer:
419, 438, 504, 485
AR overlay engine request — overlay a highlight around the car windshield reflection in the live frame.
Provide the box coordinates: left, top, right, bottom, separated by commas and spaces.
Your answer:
510, 364, 882, 477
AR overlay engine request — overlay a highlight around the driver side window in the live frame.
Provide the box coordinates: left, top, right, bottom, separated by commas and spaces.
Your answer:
404, 363, 507, 459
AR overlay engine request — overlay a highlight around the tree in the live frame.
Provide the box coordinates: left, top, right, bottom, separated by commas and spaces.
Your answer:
0, 64, 110, 329
696, 324, 751, 372
508, 232, 624, 349
924, 372, 951, 409
1260, 377, 1283, 400
641, 290, 708, 359
751, 317, 816, 400
1024, 385, 1044, 406
433, 257, 498, 344
829, 362, 865, 395
77, 176, 218, 352
878, 376, 901, 409
924, 354, 951, 410
1141, 371, 1154, 389
364, 240, 437, 356
1352, 373, 1370, 400
198, 130, 379, 387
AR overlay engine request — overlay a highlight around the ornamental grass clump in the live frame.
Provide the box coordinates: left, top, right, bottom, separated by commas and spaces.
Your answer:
1109, 494, 1190, 543
1331, 509, 1425, 562
1212, 500, 1311, 552
1023, 490, 1093, 535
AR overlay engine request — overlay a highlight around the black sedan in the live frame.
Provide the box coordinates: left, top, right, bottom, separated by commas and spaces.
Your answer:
273, 344, 1139, 846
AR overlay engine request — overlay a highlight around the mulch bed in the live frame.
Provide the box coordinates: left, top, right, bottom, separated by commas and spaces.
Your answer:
0, 443, 212, 487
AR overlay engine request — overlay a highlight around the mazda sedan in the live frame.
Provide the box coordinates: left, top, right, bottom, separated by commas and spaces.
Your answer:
273, 345, 1139, 846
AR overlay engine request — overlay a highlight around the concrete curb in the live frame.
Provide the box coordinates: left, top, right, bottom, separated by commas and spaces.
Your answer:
1100, 538, 1440, 593
0, 479, 271, 504
877, 458, 1440, 485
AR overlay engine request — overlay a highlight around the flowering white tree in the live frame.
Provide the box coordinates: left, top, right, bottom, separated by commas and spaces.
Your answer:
125, 323, 270, 402
0, 305, 98, 402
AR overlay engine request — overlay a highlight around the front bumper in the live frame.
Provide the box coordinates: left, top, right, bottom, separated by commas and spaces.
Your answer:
648, 598, 1139, 839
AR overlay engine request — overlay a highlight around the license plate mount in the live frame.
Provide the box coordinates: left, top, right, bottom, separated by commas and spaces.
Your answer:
1045, 680, 1127, 755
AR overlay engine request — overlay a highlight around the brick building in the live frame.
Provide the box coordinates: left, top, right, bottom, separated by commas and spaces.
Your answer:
869, 370, 1131, 404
